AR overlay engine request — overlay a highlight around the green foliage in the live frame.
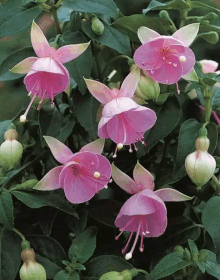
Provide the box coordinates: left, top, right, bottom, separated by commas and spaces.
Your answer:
0, 120, 11, 144
143, 0, 190, 14
0, 188, 14, 230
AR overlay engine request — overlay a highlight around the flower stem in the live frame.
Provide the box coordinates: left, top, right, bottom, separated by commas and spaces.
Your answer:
50, 0, 62, 34
204, 97, 212, 123
135, 269, 149, 276
13, 228, 26, 242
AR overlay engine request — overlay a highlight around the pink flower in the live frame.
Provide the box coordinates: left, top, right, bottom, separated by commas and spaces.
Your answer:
10, 21, 90, 122
34, 137, 111, 204
134, 23, 199, 90
199, 59, 219, 73
112, 162, 192, 259
84, 67, 157, 157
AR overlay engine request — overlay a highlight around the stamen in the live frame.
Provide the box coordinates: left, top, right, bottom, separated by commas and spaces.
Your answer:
109, 179, 113, 183
133, 143, 138, 151
125, 220, 142, 260
139, 221, 144, 252
179, 55, 186, 63
117, 143, 123, 150
37, 100, 44, 110
28, 91, 32, 96
129, 145, 133, 153
173, 63, 177, 67
112, 145, 118, 158
93, 171, 101, 178
20, 93, 37, 122
176, 82, 180, 94
122, 231, 134, 254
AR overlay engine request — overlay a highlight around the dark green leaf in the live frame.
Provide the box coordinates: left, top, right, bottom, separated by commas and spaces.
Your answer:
191, 1, 220, 13
61, 0, 118, 19
172, 119, 202, 180
149, 252, 191, 280
143, 0, 190, 14
68, 226, 97, 264
112, 14, 167, 43
202, 196, 220, 263
201, 249, 220, 279
82, 20, 131, 56
196, 260, 206, 274
56, 115, 76, 143
188, 239, 199, 256
59, 32, 92, 94
28, 235, 67, 279
11, 191, 78, 217
206, 122, 218, 154
137, 96, 181, 158
67, 206, 88, 235
55, 270, 80, 280
0, 6, 42, 38
0, 189, 14, 230
0, 120, 11, 144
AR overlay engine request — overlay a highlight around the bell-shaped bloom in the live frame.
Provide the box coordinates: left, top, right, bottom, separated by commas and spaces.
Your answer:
112, 162, 192, 259
199, 59, 219, 74
34, 137, 111, 204
11, 21, 90, 122
85, 67, 157, 157
134, 23, 199, 88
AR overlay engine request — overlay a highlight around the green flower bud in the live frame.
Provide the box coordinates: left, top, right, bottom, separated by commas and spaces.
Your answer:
203, 13, 218, 21
195, 136, 209, 152
135, 70, 160, 101
20, 248, 46, 280
49, 41, 59, 49
35, 0, 46, 4
200, 32, 219, 44
183, 248, 191, 262
173, 245, 184, 257
91, 17, 104, 35
159, 10, 170, 20
0, 140, 23, 171
4, 129, 18, 141
198, 250, 210, 262
99, 270, 138, 280
10, 179, 39, 192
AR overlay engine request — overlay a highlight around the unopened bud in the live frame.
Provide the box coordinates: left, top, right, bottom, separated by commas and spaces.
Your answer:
203, 13, 218, 21
91, 17, 104, 36
183, 248, 191, 261
159, 10, 170, 20
200, 31, 219, 44
0, 139, 23, 171
198, 250, 210, 262
195, 136, 209, 151
4, 129, 18, 141
99, 270, 138, 280
49, 41, 59, 49
10, 179, 39, 192
173, 245, 184, 257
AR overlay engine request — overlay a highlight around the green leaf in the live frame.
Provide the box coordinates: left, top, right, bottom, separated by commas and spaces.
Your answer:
56, 115, 76, 143
201, 249, 220, 279
0, 47, 35, 82
196, 260, 206, 274
61, 0, 118, 19
68, 226, 97, 264
73, 93, 100, 139
188, 239, 199, 256
11, 191, 78, 217
172, 119, 202, 180
137, 96, 181, 158
55, 270, 80, 280
67, 206, 88, 235
0, 120, 11, 144
191, 1, 220, 13
0, 189, 14, 230
149, 252, 191, 280
112, 14, 167, 43
202, 196, 220, 263
28, 235, 67, 279
0, 227, 21, 280
82, 20, 131, 56
59, 32, 92, 94
0, 6, 42, 38
206, 122, 218, 154
143, 0, 191, 14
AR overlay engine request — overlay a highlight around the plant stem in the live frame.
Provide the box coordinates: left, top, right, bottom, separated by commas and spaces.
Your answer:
13, 228, 26, 242
179, 10, 189, 28
135, 269, 149, 276
92, 41, 102, 81
50, 0, 62, 34
212, 175, 220, 195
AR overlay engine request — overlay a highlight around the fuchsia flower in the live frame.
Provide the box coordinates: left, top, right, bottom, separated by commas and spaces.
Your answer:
34, 137, 111, 204
199, 59, 219, 74
85, 67, 157, 157
112, 162, 192, 260
134, 23, 199, 90
11, 21, 90, 122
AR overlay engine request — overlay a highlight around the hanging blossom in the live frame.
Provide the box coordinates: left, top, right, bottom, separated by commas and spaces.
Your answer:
84, 67, 157, 157
34, 137, 111, 204
134, 23, 199, 92
112, 162, 192, 260
11, 21, 90, 122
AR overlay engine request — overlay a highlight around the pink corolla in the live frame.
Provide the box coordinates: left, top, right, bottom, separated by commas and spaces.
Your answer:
34, 137, 111, 204
11, 21, 90, 122
134, 23, 199, 90
112, 162, 192, 259
199, 59, 219, 73
84, 67, 157, 157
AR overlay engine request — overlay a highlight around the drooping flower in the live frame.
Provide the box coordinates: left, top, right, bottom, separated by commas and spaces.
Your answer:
34, 137, 111, 204
11, 21, 90, 122
134, 23, 199, 91
84, 67, 157, 157
112, 162, 192, 259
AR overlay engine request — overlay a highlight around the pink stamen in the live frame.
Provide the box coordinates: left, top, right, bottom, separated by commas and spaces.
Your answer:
122, 231, 134, 254
176, 82, 180, 94
126, 220, 142, 257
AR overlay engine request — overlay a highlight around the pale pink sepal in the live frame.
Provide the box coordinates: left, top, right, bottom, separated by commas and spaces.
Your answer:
172, 23, 200, 47
10, 57, 38, 74
137, 26, 160, 44
182, 68, 199, 82
31, 21, 51, 58
111, 163, 137, 194
84, 78, 115, 104
119, 67, 140, 98
80, 138, 105, 154
133, 162, 155, 191
44, 136, 73, 165
155, 188, 193, 202
199, 60, 219, 73
53, 42, 90, 64
34, 166, 63, 190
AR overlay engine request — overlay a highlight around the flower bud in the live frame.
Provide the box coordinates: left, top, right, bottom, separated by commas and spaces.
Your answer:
10, 179, 39, 192
135, 70, 160, 101
195, 136, 209, 152
200, 31, 219, 44
159, 10, 170, 21
198, 250, 210, 262
4, 129, 18, 141
20, 248, 46, 280
183, 248, 191, 262
49, 41, 59, 49
91, 17, 104, 36
203, 13, 218, 21
99, 270, 138, 280
0, 139, 23, 171
173, 245, 184, 257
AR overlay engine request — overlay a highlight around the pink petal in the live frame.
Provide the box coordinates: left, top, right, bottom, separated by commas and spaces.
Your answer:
155, 188, 193, 202
70, 151, 99, 171
199, 59, 219, 73
133, 162, 155, 191
30, 57, 66, 74
137, 26, 160, 44
147, 55, 183, 84
10, 57, 38, 74
80, 138, 105, 154
53, 42, 90, 64
84, 78, 115, 104
96, 154, 112, 184
44, 136, 73, 164
31, 21, 51, 58
34, 166, 62, 191
98, 116, 111, 139
112, 163, 137, 194
119, 67, 140, 98
172, 23, 200, 47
